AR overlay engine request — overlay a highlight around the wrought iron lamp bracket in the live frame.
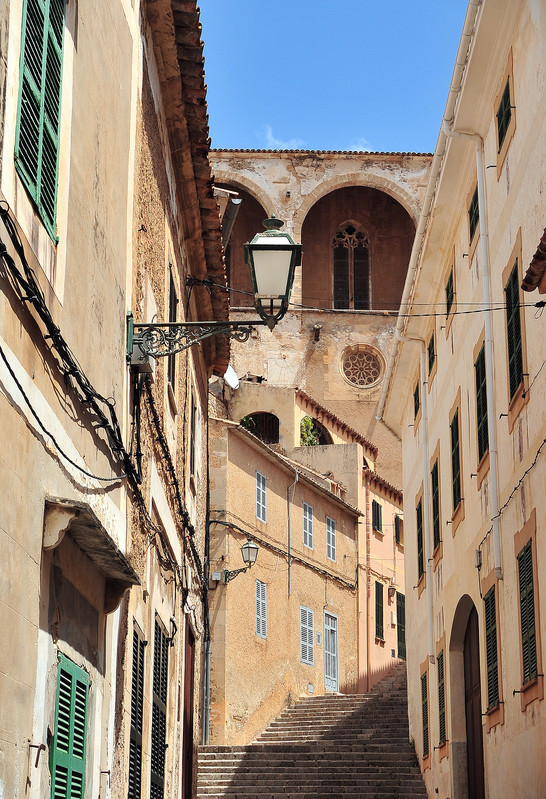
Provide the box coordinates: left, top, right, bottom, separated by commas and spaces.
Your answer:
127, 312, 264, 363
223, 566, 249, 584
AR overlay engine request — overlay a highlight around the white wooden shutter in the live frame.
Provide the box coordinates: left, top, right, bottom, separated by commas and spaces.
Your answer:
300, 606, 314, 665
255, 580, 267, 639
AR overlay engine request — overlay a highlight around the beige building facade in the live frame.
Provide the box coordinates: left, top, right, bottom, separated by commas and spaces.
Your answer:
206, 380, 406, 744
382, 1, 546, 797
0, 2, 225, 799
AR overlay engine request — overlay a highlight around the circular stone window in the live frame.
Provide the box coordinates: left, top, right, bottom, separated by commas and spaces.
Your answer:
340, 345, 384, 388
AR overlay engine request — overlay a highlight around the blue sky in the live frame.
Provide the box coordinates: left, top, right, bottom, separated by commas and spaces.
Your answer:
200, 1, 468, 153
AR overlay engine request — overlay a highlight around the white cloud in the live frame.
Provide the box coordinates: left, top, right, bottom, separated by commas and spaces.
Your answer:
346, 136, 373, 152
263, 125, 305, 150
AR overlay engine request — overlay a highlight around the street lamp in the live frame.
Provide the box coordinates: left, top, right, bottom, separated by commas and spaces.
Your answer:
127, 216, 301, 363
223, 537, 259, 584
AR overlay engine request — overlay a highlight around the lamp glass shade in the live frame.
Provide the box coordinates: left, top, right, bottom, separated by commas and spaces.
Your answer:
241, 538, 259, 567
244, 218, 301, 329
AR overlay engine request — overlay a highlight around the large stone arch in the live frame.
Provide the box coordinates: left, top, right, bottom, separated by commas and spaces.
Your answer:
212, 171, 273, 219
293, 172, 421, 239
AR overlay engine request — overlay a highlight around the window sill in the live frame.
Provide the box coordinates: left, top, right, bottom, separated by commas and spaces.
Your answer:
413, 407, 422, 436
395, 540, 404, 553
375, 637, 385, 647
519, 674, 544, 711
372, 527, 384, 540
477, 450, 490, 490
417, 573, 426, 598
427, 360, 437, 392
485, 701, 504, 732
422, 753, 431, 771
507, 380, 529, 433
451, 499, 465, 536
167, 381, 178, 416
433, 541, 443, 571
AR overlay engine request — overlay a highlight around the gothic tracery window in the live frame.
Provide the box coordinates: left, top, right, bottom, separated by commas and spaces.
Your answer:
332, 224, 370, 309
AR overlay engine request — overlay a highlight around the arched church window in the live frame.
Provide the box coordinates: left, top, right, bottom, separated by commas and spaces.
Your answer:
332, 224, 370, 310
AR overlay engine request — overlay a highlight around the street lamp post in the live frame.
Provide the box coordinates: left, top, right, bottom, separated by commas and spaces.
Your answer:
127, 216, 301, 364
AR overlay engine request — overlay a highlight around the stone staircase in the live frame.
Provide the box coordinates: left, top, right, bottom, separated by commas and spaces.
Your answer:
198, 663, 427, 798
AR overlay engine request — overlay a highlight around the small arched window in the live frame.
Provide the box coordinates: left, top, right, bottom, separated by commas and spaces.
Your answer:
300, 416, 333, 446
240, 412, 280, 444
332, 224, 370, 310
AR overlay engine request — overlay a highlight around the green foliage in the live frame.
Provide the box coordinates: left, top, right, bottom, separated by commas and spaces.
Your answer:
240, 416, 256, 434
300, 416, 320, 446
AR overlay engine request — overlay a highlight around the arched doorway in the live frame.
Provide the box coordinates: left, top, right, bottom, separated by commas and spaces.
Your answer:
449, 596, 485, 799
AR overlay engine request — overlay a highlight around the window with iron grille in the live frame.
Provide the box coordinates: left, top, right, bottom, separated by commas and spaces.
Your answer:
496, 79, 512, 151
167, 272, 178, 389
518, 541, 537, 685
332, 224, 370, 310
431, 460, 440, 551
151, 619, 169, 799
504, 262, 524, 401
450, 409, 461, 512
396, 592, 406, 660
416, 499, 424, 579
375, 581, 384, 640
128, 626, 145, 799
15, 0, 65, 240
445, 269, 454, 316
256, 580, 267, 639
484, 587, 499, 708
256, 471, 267, 522
50, 653, 89, 799
300, 606, 314, 665
303, 502, 313, 549
421, 672, 429, 757
326, 516, 336, 562
394, 515, 402, 546
414, 381, 420, 419
372, 499, 382, 533
437, 651, 446, 744
468, 185, 479, 242
475, 344, 489, 462
428, 332, 436, 374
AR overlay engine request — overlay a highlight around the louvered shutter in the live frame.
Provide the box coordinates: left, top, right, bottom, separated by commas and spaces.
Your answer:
505, 263, 523, 400
421, 672, 429, 757
437, 651, 446, 744
445, 270, 454, 315
450, 410, 461, 511
475, 345, 489, 461
128, 627, 145, 799
396, 592, 406, 660
51, 653, 89, 799
518, 541, 537, 684
256, 472, 266, 522
416, 499, 424, 578
300, 606, 314, 665
375, 582, 384, 640
151, 620, 169, 799
15, 0, 65, 238
326, 517, 336, 561
484, 587, 499, 708
255, 580, 267, 639
303, 503, 313, 548
372, 500, 382, 532
431, 461, 440, 550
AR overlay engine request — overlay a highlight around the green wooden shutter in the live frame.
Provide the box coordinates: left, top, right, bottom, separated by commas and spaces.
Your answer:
396, 592, 406, 660
416, 499, 424, 578
128, 627, 145, 799
505, 262, 524, 401
394, 515, 401, 545
450, 410, 461, 511
428, 332, 435, 373
496, 79, 511, 150
375, 582, 384, 640
151, 620, 169, 799
474, 345, 489, 462
15, 0, 65, 239
414, 382, 420, 418
484, 587, 499, 708
445, 269, 454, 315
372, 500, 382, 532
518, 541, 537, 685
468, 185, 479, 242
51, 653, 89, 799
437, 651, 446, 744
431, 460, 440, 550
421, 672, 429, 757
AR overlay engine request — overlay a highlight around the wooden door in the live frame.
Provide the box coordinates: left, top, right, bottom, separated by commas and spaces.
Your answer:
182, 620, 195, 799
464, 607, 485, 799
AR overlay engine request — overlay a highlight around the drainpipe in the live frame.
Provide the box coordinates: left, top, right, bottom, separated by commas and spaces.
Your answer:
441, 122, 502, 577
287, 472, 298, 596
397, 332, 435, 664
